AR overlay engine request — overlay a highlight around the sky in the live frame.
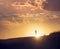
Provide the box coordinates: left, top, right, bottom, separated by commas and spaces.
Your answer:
0, 0, 60, 39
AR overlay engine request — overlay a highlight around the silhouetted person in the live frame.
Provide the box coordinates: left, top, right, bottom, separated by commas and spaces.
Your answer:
35, 30, 37, 35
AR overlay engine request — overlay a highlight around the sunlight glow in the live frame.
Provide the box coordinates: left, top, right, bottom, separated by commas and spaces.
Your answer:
34, 30, 44, 38
29, 27, 45, 38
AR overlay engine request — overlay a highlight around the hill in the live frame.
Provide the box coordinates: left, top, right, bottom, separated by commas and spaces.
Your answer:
0, 32, 60, 49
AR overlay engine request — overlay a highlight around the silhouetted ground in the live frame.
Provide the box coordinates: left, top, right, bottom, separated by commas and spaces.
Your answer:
0, 32, 60, 49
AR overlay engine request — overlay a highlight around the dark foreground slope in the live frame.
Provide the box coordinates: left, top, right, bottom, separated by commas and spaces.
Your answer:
0, 32, 60, 49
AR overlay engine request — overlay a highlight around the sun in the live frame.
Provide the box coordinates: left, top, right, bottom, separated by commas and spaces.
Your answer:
34, 29, 44, 38
35, 33, 40, 38
28, 25, 45, 38
29, 27, 45, 38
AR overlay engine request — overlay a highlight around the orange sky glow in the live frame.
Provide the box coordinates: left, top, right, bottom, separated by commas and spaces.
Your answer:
0, 0, 60, 39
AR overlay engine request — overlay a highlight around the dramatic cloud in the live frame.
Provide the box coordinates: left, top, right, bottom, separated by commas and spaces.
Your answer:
42, 0, 60, 11
0, 0, 42, 15
0, 0, 60, 39
0, 0, 44, 24
0, 0, 60, 23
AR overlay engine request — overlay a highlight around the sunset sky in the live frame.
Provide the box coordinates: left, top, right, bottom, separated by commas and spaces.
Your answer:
0, 0, 60, 39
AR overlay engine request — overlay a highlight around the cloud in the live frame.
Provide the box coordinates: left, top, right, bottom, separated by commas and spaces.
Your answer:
7, 0, 41, 6
27, 0, 37, 6
0, 15, 23, 23
0, 0, 42, 24
0, 0, 60, 28
0, 0, 45, 15
0, 0, 60, 39
0, 0, 60, 24
0, 0, 24, 23
42, 0, 60, 11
